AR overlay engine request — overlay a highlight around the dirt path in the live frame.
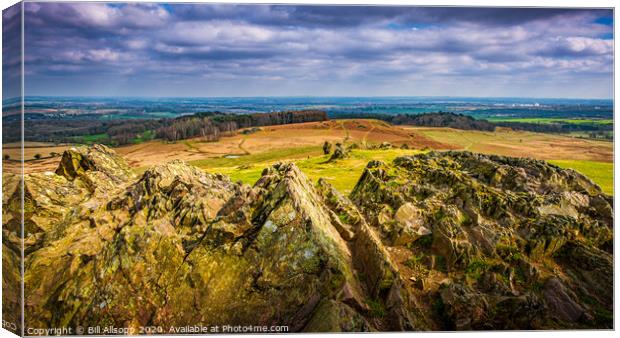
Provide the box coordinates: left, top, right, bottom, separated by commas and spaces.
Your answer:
183, 140, 203, 153
238, 139, 251, 155
182, 140, 226, 155
362, 123, 376, 148
458, 133, 476, 150
339, 121, 350, 143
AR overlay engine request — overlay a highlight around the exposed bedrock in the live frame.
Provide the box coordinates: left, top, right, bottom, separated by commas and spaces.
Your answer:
2, 146, 612, 331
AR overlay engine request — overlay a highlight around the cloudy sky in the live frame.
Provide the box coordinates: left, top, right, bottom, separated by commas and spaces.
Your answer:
6, 3, 615, 98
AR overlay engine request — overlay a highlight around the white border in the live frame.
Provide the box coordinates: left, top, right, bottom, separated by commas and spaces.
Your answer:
0, 1, 616, 337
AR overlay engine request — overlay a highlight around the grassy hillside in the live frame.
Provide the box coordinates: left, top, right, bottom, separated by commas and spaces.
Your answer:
487, 117, 613, 125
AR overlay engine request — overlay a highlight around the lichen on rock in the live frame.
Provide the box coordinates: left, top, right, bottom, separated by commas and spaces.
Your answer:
2, 146, 613, 331
350, 151, 613, 329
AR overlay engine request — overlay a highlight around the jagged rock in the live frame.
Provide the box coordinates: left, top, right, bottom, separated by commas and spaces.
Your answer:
393, 202, 432, 246
2, 147, 613, 331
9, 147, 375, 332
55, 144, 132, 185
107, 159, 237, 235
553, 241, 613, 327
490, 294, 545, 329
2, 243, 21, 334
316, 178, 364, 241
350, 151, 613, 329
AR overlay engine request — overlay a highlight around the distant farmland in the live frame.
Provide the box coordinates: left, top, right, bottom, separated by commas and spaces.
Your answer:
10, 119, 613, 195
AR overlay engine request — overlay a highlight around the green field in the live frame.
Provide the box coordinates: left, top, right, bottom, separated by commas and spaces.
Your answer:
73, 131, 154, 145
487, 117, 613, 125
548, 160, 613, 195
132, 130, 155, 143
191, 145, 613, 196
71, 133, 110, 144
194, 147, 419, 194
191, 145, 323, 168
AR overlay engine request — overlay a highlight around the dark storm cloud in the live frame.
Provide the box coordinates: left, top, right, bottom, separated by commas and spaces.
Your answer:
18, 3, 614, 98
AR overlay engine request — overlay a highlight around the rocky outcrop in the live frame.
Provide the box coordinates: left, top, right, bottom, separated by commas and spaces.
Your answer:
55, 144, 132, 184
5, 146, 371, 332
350, 151, 613, 329
2, 147, 613, 332
15, 154, 360, 330
328, 143, 348, 162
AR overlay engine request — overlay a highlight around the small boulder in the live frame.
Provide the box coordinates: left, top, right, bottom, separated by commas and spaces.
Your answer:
55, 144, 132, 183
323, 141, 333, 155
328, 143, 349, 161
392, 202, 432, 246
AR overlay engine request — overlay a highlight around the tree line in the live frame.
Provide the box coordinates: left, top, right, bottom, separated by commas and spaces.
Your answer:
156, 110, 328, 142
11, 110, 328, 145
330, 111, 612, 136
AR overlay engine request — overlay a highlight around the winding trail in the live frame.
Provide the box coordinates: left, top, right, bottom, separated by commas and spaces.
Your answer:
339, 121, 350, 144
362, 122, 376, 148
457, 132, 476, 150
238, 139, 251, 155
184, 140, 210, 154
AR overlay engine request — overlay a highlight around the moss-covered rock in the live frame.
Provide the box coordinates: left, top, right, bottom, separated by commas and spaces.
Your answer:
328, 143, 348, 162
3, 147, 612, 331
350, 151, 612, 329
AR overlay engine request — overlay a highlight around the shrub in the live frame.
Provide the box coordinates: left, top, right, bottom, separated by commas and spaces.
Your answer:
465, 258, 490, 280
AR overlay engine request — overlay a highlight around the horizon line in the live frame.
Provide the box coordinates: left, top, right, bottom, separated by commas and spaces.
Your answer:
2, 95, 614, 101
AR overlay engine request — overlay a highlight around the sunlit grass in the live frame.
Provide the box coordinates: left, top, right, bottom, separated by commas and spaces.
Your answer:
548, 160, 613, 195
191, 142, 613, 197
487, 117, 613, 125
191, 145, 322, 168
71, 133, 109, 144
199, 147, 421, 194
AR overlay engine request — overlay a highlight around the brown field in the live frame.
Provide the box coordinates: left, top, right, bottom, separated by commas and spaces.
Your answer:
408, 126, 613, 162
2, 142, 74, 174
4, 119, 613, 175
